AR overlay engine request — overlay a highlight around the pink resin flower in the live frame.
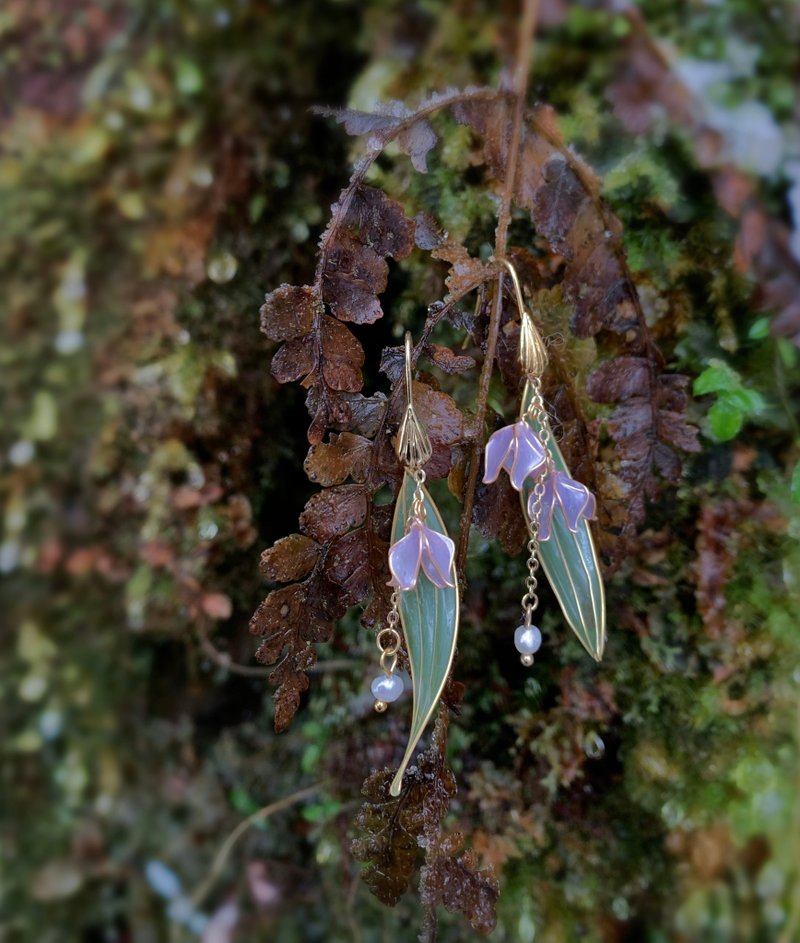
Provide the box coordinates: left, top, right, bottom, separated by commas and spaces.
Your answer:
528, 470, 597, 541
483, 421, 547, 491
388, 519, 456, 591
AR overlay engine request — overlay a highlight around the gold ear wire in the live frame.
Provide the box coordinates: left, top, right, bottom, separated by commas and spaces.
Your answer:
495, 258, 548, 379
396, 331, 433, 470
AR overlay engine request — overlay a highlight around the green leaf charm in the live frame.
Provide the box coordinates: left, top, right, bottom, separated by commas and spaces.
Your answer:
520, 382, 606, 661
389, 473, 459, 796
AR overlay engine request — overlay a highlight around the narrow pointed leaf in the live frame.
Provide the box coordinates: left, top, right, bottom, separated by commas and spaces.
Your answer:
520, 382, 606, 661
389, 473, 459, 796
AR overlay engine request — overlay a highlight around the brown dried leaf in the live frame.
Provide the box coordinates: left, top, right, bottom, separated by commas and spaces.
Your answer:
250, 584, 307, 660
412, 383, 465, 479
588, 359, 700, 498
585, 355, 651, 402
299, 484, 368, 541
313, 105, 405, 136
304, 432, 372, 486
340, 185, 415, 261
473, 476, 527, 556
326, 528, 374, 607
251, 567, 350, 731
288, 182, 414, 442
255, 533, 377, 699
270, 645, 316, 733
379, 343, 474, 384
397, 118, 438, 173
533, 158, 638, 339
456, 99, 642, 341
330, 393, 388, 438
352, 766, 422, 905
320, 316, 364, 392
425, 343, 476, 375
413, 384, 463, 446
260, 284, 316, 342
378, 345, 406, 384
271, 334, 314, 384
322, 232, 388, 324
432, 241, 492, 299
260, 534, 321, 583
420, 848, 499, 937
414, 212, 445, 250
418, 709, 497, 936
316, 106, 438, 173
352, 711, 453, 906
453, 96, 513, 185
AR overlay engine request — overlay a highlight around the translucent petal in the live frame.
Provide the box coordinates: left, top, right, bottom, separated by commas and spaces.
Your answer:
553, 472, 595, 533
482, 424, 516, 484
420, 525, 456, 589
388, 522, 423, 590
508, 422, 547, 491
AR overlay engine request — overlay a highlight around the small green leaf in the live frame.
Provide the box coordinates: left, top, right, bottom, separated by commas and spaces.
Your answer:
693, 360, 741, 396
708, 397, 744, 441
389, 473, 459, 797
724, 387, 766, 414
521, 384, 606, 662
748, 317, 770, 340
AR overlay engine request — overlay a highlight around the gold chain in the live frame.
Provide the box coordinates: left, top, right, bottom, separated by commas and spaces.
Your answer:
520, 376, 551, 628
377, 592, 402, 677
410, 466, 427, 523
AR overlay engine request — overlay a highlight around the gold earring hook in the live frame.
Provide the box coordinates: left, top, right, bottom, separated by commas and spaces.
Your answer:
404, 331, 414, 409
495, 258, 548, 378
396, 331, 433, 470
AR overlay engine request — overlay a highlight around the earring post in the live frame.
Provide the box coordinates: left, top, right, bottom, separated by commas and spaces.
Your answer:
396, 331, 433, 469
404, 331, 414, 407
493, 258, 548, 378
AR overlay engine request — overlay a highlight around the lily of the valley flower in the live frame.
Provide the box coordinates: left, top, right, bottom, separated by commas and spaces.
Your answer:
483, 421, 547, 491
388, 518, 456, 591
528, 470, 597, 541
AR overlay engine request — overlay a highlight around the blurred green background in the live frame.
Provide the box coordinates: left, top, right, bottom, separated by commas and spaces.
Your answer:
1, 1, 799, 941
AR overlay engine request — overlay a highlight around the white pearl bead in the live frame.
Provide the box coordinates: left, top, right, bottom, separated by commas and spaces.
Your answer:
370, 674, 403, 703
514, 624, 542, 655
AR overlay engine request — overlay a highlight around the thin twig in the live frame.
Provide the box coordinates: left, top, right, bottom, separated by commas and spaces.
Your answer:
197, 631, 271, 676
197, 632, 357, 677
187, 782, 324, 911
456, 0, 540, 578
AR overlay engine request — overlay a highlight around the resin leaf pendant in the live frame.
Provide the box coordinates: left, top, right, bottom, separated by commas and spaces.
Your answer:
389, 471, 459, 796
520, 381, 606, 661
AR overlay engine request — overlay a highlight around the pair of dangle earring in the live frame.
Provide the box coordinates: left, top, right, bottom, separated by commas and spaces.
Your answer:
373, 265, 605, 795
483, 259, 605, 666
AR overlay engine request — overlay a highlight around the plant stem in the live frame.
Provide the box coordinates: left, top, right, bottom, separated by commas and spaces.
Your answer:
456, 0, 540, 578
187, 782, 324, 911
